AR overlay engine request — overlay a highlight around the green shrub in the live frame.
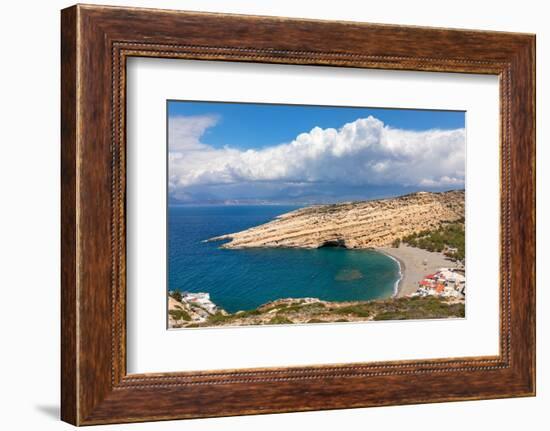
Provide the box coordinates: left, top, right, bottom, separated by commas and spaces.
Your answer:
236, 309, 262, 318
268, 316, 293, 325
334, 304, 374, 318
207, 312, 233, 325
374, 312, 409, 321
278, 302, 326, 315
402, 222, 465, 261
372, 297, 465, 321
168, 309, 191, 321
169, 290, 183, 303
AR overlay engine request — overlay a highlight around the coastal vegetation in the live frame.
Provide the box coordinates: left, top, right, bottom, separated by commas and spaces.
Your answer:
402, 221, 465, 261
169, 290, 182, 303
169, 295, 465, 328
168, 308, 191, 322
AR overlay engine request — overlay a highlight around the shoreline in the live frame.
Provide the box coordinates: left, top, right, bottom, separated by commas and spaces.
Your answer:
375, 250, 404, 297
376, 244, 461, 297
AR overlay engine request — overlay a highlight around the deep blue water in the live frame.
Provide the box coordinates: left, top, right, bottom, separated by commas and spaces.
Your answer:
168, 205, 399, 313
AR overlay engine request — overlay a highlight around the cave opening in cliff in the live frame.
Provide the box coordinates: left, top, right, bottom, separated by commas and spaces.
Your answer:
318, 238, 348, 248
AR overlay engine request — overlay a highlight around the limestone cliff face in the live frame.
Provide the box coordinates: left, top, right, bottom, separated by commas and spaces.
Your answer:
208, 190, 464, 249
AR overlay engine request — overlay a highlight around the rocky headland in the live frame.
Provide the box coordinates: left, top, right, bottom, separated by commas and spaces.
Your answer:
207, 190, 464, 249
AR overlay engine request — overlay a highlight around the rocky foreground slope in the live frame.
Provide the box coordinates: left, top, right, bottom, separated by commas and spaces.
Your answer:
169, 295, 465, 329
208, 190, 464, 249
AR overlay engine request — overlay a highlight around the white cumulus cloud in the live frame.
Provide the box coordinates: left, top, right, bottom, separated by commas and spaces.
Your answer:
168, 114, 219, 151
168, 115, 465, 196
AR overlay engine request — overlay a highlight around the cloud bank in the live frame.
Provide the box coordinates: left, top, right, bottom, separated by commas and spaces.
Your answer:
168, 115, 465, 203
168, 114, 219, 151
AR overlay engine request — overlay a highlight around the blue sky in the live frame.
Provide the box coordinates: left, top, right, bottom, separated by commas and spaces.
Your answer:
167, 101, 465, 205
168, 100, 465, 151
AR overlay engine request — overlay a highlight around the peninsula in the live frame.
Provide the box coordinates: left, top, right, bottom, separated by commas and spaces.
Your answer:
208, 190, 464, 249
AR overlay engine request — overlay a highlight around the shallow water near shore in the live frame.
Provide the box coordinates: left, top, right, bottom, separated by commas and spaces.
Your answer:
168, 205, 399, 313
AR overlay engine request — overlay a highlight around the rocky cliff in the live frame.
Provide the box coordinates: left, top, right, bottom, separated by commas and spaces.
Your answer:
208, 190, 464, 249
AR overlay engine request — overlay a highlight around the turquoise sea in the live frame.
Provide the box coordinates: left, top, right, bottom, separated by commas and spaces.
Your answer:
168, 205, 400, 313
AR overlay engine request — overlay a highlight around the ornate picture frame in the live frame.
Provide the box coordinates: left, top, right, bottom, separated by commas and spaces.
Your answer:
61, 4, 535, 425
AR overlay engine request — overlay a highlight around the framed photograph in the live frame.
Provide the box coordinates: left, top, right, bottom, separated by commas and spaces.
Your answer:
61, 4, 535, 425
163, 100, 468, 330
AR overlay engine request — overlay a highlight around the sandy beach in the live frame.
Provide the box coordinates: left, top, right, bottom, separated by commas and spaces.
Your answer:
377, 244, 462, 297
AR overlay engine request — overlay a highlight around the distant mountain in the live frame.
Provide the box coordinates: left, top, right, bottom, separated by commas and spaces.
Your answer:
168, 185, 451, 206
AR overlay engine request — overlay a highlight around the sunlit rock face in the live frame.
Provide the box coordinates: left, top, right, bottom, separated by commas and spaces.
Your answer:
208, 190, 465, 250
